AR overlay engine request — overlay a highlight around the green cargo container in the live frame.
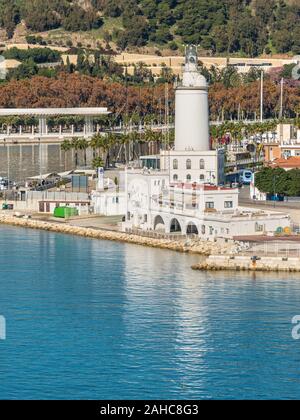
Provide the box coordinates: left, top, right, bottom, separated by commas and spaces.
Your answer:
53, 206, 78, 218
2, 203, 13, 210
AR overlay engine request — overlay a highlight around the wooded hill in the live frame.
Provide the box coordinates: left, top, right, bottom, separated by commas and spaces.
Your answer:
0, 0, 299, 56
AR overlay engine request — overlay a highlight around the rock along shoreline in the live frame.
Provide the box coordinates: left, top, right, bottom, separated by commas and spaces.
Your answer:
0, 214, 239, 256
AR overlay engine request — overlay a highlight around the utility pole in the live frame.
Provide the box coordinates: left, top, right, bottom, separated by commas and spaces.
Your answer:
3, 138, 9, 194
273, 175, 277, 208
39, 137, 42, 186
279, 77, 284, 119
7, 142, 9, 192
164, 82, 169, 149
260, 70, 264, 123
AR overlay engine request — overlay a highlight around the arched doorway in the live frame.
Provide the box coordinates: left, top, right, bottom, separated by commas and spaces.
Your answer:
154, 215, 165, 231
170, 218, 182, 233
186, 222, 199, 235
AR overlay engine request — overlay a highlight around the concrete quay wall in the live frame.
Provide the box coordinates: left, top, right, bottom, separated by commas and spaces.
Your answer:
192, 255, 300, 272
0, 213, 242, 256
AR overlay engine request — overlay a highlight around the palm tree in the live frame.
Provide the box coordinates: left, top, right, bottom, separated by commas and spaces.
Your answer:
90, 134, 104, 159
144, 129, 160, 155
77, 137, 89, 167
60, 139, 72, 170
106, 133, 118, 167
92, 156, 104, 170
90, 133, 114, 167
119, 133, 130, 164
226, 122, 243, 149
144, 114, 153, 128
71, 137, 80, 167
127, 131, 140, 160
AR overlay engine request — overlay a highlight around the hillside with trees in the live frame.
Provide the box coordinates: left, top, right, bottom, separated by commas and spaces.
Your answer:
0, 0, 299, 56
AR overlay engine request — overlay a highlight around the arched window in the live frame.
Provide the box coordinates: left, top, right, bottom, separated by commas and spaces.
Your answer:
200, 159, 205, 169
173, 159, 178, 170
173, 174, 178, 181
201, 225, 206, 235
186, 159, 192, 170
186, 174, 191, 181
170, 218, 182, 233
199, 174, 205, 182
187, 222, 199, 235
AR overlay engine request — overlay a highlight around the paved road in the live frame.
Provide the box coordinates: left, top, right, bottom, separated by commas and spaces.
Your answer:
69, 215, 123, 231
239, 186, 300, 224
234, 235, 300, 242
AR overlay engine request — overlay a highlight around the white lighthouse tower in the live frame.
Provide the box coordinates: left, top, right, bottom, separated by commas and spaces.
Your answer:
160, 45, 224, 185
175, 45, 210, 151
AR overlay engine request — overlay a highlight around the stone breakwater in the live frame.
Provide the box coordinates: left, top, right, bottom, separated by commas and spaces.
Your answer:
0, 214, 241, 255
192, 255, 300, 272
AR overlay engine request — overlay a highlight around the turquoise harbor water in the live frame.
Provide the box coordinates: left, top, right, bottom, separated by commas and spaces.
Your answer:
0, 225, 300, 400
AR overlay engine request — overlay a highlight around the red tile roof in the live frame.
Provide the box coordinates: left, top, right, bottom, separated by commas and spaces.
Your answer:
268, 157, 300, 169
170, 183, 235, 191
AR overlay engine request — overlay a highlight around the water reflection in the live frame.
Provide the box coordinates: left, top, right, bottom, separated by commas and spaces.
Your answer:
122, 245, 209, 397
0, 144, 93, 182
1, 227, 300, 399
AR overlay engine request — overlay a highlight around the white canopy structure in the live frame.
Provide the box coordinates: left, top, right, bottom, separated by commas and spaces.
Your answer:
0, 107, 110, 139
0, 107, 109, 117
27, 173, 60, 181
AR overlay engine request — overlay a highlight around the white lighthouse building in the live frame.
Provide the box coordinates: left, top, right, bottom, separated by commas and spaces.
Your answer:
175, 45, 210, 151
160, 45, 225, 185
121, 46, 290, 239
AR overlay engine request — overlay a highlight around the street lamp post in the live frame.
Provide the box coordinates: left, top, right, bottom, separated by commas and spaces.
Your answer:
3, 138, 10, 195
279, 78, 284, 119
273, 174, 277, 208
39, 137, 42, 186
260, 70, 264, 123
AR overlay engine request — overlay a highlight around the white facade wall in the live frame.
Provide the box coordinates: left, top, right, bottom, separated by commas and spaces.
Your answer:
1, 199, 90, 214
250, 182, 267, 201
92, 191, 126, 216
277, 124, 294, 142
129, 208, 290, 239
160, 150, 225, 185
1, 191, 91, 213
151, 185, 239, 215
224, 213, 290, 238
123, 171, 290, 240
45, 202, 89, 215
280, 144, 300, 157
145, 210, 290, 239
125, 171, 169, 229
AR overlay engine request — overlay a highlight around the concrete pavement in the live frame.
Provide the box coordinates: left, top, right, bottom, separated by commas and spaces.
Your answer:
238, 186, 300, 224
